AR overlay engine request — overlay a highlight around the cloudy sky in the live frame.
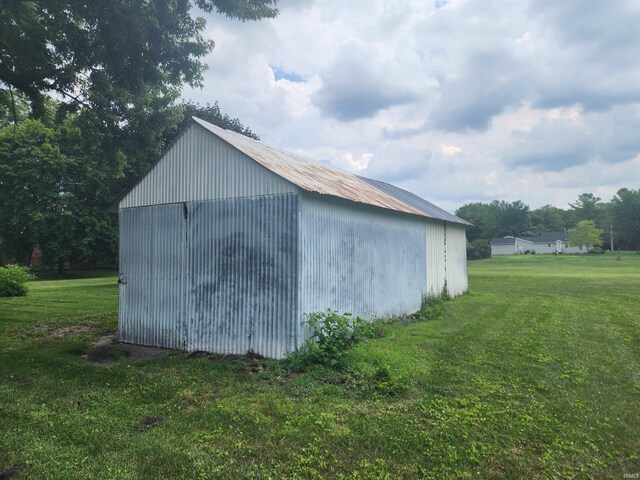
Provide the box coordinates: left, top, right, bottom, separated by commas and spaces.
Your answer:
182, 0, 640, 213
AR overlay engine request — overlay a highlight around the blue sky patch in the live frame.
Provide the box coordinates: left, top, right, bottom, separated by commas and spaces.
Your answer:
271, 66, 305, 83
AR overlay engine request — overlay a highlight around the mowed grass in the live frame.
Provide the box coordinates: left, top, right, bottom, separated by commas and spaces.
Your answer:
1, 255, 639, 479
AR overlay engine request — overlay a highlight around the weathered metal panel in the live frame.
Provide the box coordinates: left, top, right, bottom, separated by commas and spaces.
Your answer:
358, 176, 471, 225
298, 192, 426, 345
119, 204, 186, 349
445, 223, 468, 297
193, 118, 430, 217
425, 220, 447, 297
119, 124, 296, 208
186, 193, 298, 358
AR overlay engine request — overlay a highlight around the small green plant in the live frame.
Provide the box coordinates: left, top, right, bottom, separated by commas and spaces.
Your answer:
416, 284, 450, 321
0, 265, 35, 297
286, 310, 380, 370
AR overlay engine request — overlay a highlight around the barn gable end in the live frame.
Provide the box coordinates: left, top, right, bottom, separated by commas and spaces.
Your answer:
120, 122, 296, 209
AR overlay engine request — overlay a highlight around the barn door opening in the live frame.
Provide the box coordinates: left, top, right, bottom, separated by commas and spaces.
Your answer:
119, 204, 188, 349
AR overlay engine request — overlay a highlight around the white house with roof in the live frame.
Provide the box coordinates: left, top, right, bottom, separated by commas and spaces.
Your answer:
491, 231, 587, 255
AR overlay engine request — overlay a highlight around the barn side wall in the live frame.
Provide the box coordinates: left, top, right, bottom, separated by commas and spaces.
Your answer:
445, 223, 468, 297
297, 192, 427, 345
186, 194, 298, 359
119, 193, 299, 359
120, 123, 296, 208
425, 220, 447, 297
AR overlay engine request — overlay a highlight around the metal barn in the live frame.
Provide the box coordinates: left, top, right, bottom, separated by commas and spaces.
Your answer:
118, 117, 470, 358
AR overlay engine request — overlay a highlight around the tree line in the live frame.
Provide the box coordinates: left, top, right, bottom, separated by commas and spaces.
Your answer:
0, 0, 276, 272
456, 192, 640, 258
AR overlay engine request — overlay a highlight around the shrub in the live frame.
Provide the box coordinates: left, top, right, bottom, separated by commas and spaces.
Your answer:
588, 246, 605, 254
467, 239, 491, 260
0, 265, 35, 297
285, 310, 381, 370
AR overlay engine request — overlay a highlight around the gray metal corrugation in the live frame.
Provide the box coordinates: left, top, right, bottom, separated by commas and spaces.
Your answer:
193, 117, 428, 217
187, 194, 298, 358
444, 223, 468, 297
357, 176, 472, 226
119, 124, 296, 209
119, 204, 186, 349
297, 192, 426, 342
425, 220, 447, 297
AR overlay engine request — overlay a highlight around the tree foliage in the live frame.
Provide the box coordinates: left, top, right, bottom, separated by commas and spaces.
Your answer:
456, 200, 529, 241
0, 0, 276, 120
163, 101, 259, 148
0, 118, 118, 270
0, 1, 271, 270
568, 220, 603, 250
610, 188, 640, 252
569, 193, 604, 226
529, 204, 570, 233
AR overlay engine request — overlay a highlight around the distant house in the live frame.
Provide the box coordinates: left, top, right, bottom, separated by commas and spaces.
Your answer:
491, 231, 587, 255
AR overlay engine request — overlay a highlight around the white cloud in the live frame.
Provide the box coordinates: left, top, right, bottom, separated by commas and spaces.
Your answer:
181, 0, 640, 211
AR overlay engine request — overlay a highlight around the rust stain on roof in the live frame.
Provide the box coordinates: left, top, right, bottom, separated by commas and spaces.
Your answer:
193, 117, 467, 223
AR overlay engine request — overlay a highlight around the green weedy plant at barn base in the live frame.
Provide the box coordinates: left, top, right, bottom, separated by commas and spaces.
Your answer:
0, 265, 35, 297
287, 310, 382, 369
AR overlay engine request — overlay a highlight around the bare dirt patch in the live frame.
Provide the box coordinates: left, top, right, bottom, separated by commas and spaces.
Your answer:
44, 325, 94, 341
83, 334, 173, 363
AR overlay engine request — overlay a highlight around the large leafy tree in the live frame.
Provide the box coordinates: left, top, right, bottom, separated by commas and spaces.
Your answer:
456, 200, 530, 241
0, 0, 277, 119
0, 0, 277, 182
568, 220, 603, 250
529, 204, 568, 233
610, 188, 640, 252
0, 0, 275, 269
455, 202, 497, 242
568, 193, 604, 226
491, 200, 530, 237
163, 101, 259, 148
0, 118, 118, 270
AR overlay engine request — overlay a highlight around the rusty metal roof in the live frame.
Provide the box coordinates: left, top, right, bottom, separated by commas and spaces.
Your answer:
193, 117, 468, 225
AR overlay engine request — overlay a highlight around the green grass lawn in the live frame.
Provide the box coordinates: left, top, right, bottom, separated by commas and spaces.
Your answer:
1, 255, 639, 479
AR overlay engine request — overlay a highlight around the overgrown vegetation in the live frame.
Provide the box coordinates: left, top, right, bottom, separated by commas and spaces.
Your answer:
284, 310, 383, 370
1, 256, 640, 478
467, 238, 492, 260
0, 265, 34, 297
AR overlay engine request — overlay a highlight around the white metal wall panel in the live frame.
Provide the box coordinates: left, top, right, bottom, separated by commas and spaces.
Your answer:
119, 124, 296, 208
186, 194, 298, 358
119, 204, 186, 349
298, 192, 426, 346
445, 223, 468, 297
425, 220, 447, 297
491, 244, 517, 255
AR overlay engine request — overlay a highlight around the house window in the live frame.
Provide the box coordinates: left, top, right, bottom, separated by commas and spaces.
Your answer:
579, 245, 583, 250
548, 243, 551, 247
565, 243, 568, 248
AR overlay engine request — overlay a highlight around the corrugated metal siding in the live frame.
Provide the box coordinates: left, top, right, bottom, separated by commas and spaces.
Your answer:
298, 192, 426, 345
425, 220, 447, 297
119, 204, 186, 349
194, 118, 432, 218
120, 124, 295, 209
186, 194, 298, 358
358, 177, 471, 225
444, 223, 468, 297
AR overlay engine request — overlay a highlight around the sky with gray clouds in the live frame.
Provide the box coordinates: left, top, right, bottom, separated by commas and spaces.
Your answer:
182, 0, 640, 213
